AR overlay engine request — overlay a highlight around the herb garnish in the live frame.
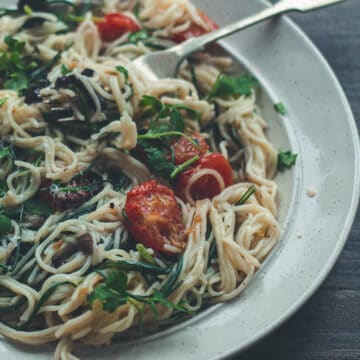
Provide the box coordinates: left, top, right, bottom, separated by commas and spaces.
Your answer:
135, 96, 200, 179
236, 185, 256, 206
209, 74, 259, 98
274, 102, 287, 115
89, 257, 190, 317
116, 65, 129, 81
0, 214, 12, 236
0, 97, 7, 108
278, 150, 297, 170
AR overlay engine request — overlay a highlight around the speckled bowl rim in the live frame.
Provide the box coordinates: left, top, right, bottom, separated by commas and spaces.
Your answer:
219, 1, 360, 357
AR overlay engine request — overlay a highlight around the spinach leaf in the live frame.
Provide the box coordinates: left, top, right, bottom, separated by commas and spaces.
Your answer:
209, 74, 259, 98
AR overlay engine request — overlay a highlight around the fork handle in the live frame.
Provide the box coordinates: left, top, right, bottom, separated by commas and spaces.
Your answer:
171, 0, 345, 59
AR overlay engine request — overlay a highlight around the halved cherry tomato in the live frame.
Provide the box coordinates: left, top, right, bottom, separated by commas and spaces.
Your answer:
173, 10, 218, 43
96, 13, 140, 42
124, 180, 186, 254
171, 133, 209, 165
175, 153, 233, 201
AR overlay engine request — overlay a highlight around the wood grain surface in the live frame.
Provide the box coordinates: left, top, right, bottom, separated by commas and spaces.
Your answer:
232, 1, 360, 359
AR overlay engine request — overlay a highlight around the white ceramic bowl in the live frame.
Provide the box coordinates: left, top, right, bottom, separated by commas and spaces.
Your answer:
0, 0, 359, 359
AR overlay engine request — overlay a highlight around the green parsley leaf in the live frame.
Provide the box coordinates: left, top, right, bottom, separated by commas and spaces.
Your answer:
144, 146, 176, 177
89, 269, 128, 313
102, 269, 128, 295
278, 150, 297, 170
140, 95, 163, 115
116, 65, 129, 81
4, 73, 28, 91
209, 74, 259, 98
274, 102, 287, 115
4, 36, 25, 52
88, 283, 127, 313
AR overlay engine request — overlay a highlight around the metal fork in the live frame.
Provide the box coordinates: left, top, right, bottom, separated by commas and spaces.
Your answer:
134, 0, 346, 80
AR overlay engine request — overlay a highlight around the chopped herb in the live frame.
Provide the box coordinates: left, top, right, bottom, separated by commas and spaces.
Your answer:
143, 146, 176, 178
136, 96, 200, 179
209, 74, 259, 98
88, 270, 128, 313
274, 102, 287, 115
89, 257, 190, 317
0, 36, 33, 92
61, 64, 71, 75
128, 29, 150, 44
0, 97, 7, 108
116, 65, 129, 81
0, 296, 26, 314
98, 259, 171, 277
24, 198, 52, 217
140, 95, 163, 115
189, 62, 201, 96
170, 155, 199, 179
278, 150, 297, 170
0, 145, 16, 161
236, 185, 256, 206
0, 214, 12, 236
18, 282, 75, 329
23, 5, 32, 14
62, 204, 97, 221
136, 244, 156, 265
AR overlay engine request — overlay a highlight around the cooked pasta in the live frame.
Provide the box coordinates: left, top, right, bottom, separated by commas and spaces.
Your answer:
0, 1, 284, 359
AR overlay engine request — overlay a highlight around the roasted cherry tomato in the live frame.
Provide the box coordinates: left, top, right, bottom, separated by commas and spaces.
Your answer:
96, 13, 140, 42
124, 180, 186, 254
171, 133, 209, 165
176, 153, 233, 201
40, 173, 103, 212
173, 10, 218, 43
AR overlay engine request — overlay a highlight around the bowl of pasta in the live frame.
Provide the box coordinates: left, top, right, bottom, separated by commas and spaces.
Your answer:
0, 0, 358, 359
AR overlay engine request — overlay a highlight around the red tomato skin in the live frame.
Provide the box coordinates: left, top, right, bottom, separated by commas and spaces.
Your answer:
176, 153, 234, 201
96, 13, 140, 42
173, 10, 218, 43
171, 133, 209, 165
124, 180, 186, 254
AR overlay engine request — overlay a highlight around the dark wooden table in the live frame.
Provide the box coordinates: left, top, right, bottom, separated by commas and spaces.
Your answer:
234, 1, 360, 359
